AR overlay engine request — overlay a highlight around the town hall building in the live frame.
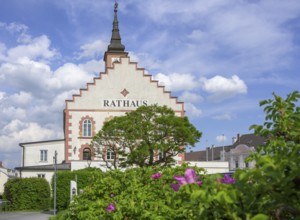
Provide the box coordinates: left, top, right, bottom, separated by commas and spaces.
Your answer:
16, 3, 185, 183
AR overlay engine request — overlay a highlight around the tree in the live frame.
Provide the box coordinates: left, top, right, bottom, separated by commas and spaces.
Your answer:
92, 105, 202, 168
246, 91, 300, 219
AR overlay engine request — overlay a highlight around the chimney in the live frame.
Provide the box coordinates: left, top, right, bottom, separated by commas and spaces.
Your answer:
237, 133, 240, 142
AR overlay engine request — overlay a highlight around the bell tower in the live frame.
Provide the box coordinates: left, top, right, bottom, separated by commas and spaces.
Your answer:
104, 1, 128, 68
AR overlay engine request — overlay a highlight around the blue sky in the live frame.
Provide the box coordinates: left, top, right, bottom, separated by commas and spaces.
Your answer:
0, 0, 299, 168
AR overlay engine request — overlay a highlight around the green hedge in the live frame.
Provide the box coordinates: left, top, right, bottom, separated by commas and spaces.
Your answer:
52, 168, 103, 211
3, 177, 50, 211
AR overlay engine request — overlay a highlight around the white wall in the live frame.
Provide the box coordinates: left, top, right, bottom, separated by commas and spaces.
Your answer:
187, 161, 229, 174
0, 168, 8, 195
22, 140, 65, 167
21, 170, 54, 186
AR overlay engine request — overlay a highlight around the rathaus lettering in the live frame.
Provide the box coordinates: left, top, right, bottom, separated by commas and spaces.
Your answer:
103, 99, 148, 108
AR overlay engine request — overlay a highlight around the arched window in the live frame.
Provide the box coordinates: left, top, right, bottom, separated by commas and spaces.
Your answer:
83, 119, 92, 137
106, 149, 115, 160
83, 148, 91, 160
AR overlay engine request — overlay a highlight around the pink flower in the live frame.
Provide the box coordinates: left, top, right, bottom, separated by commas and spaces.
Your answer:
171, 168, 202, 191
219, 174, 235, 184
106, 203, 116, 212
151, 173, 162, 179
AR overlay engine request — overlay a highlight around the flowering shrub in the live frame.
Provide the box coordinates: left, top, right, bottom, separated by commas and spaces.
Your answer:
53, 91, 300, 220
151, 172, 162, 179
106, 203, 116, 212
170, 168, 203, 191
218, 173, 235, 184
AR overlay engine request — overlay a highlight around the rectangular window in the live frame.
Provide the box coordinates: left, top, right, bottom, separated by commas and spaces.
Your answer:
106, 150, 115, 160
235, 161, 239, 168
40, 150, 48, 162
158, 151, 164, 160
83, 120, 92, 137
38, 174, 45, 178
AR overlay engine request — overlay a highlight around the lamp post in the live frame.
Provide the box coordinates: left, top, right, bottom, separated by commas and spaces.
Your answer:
205, 140, 208, 161
87, 159, 91, 168
53, 151, 57, 216
222, 134, 225, 161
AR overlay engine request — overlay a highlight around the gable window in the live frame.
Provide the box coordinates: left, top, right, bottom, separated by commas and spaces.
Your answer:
40, 150, 48, 162
38, 174, 45, 178
83, 148, 91, 160
106, 149, 115, 160
83, 119, 92, 137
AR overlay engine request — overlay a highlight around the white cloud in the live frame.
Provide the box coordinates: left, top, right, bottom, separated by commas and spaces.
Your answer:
76, 40, 107, 59
185, 103, 202, 117
213, 113, 234, 121
0, 57, 52, 95
0, 22, 28, 34
128, 51, 161, 70
51, 62, 95, 90
7, 35, 58, 61
1, 106, 27, 121
154, 72, 198, 91
180, 91, 203, 104
79, 59, 104, 75
201, 75, 247, 102
216, 134, 227, 143
0, 91, 6, 101
10, 91, 33, 106
0, 120, 60, 153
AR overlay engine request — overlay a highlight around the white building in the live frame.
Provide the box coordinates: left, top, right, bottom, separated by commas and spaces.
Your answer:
187, 161, 229, 174
0, 162, 19, 195
16, 3, 185, 182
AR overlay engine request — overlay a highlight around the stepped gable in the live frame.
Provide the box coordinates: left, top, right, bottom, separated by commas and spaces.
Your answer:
65, 57, 184, 111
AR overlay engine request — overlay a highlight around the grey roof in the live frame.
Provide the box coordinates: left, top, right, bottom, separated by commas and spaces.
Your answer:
107, 2, 125, 52
15, 163, 71, 171
231, 133, 266, 148
185, 133, 266, 162
19, 139, 65, 147
185, 145, 231, 161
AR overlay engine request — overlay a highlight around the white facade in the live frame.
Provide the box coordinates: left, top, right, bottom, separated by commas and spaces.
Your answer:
187, 161, 229, 174
0, 163, 19, 195
228, 144, 256, 170
21, 170, 55, 185
64, 56, 185, 165
20, 140, 65, 167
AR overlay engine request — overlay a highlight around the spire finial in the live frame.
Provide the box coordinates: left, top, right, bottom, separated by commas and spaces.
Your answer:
114, 1, 118, 12
107, 1, 125, 52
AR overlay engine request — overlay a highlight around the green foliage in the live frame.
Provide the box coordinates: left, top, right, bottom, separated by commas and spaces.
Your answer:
3, 177, 50, 211
246, 91, 300, 219
52, 91, 300, 219
93, 104, 202, 168
68, 164, 206, 220
52, 168, 103, 211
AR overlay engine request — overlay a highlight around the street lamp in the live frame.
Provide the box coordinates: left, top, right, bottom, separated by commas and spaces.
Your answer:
222, 134, 225, 161
53, 151, 57, 216
87, 159, 92, 168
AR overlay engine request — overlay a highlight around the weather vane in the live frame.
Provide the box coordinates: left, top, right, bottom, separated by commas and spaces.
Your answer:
114, 1, 118, 11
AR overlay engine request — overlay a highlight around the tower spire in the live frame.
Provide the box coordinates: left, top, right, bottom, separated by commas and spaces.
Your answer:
107, 1, 125, 52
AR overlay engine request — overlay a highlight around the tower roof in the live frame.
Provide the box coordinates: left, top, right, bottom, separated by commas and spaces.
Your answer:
107, 1, 125, 52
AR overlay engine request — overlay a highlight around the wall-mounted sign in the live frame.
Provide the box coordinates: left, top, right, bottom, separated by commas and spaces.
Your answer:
102, 99, 148, 108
